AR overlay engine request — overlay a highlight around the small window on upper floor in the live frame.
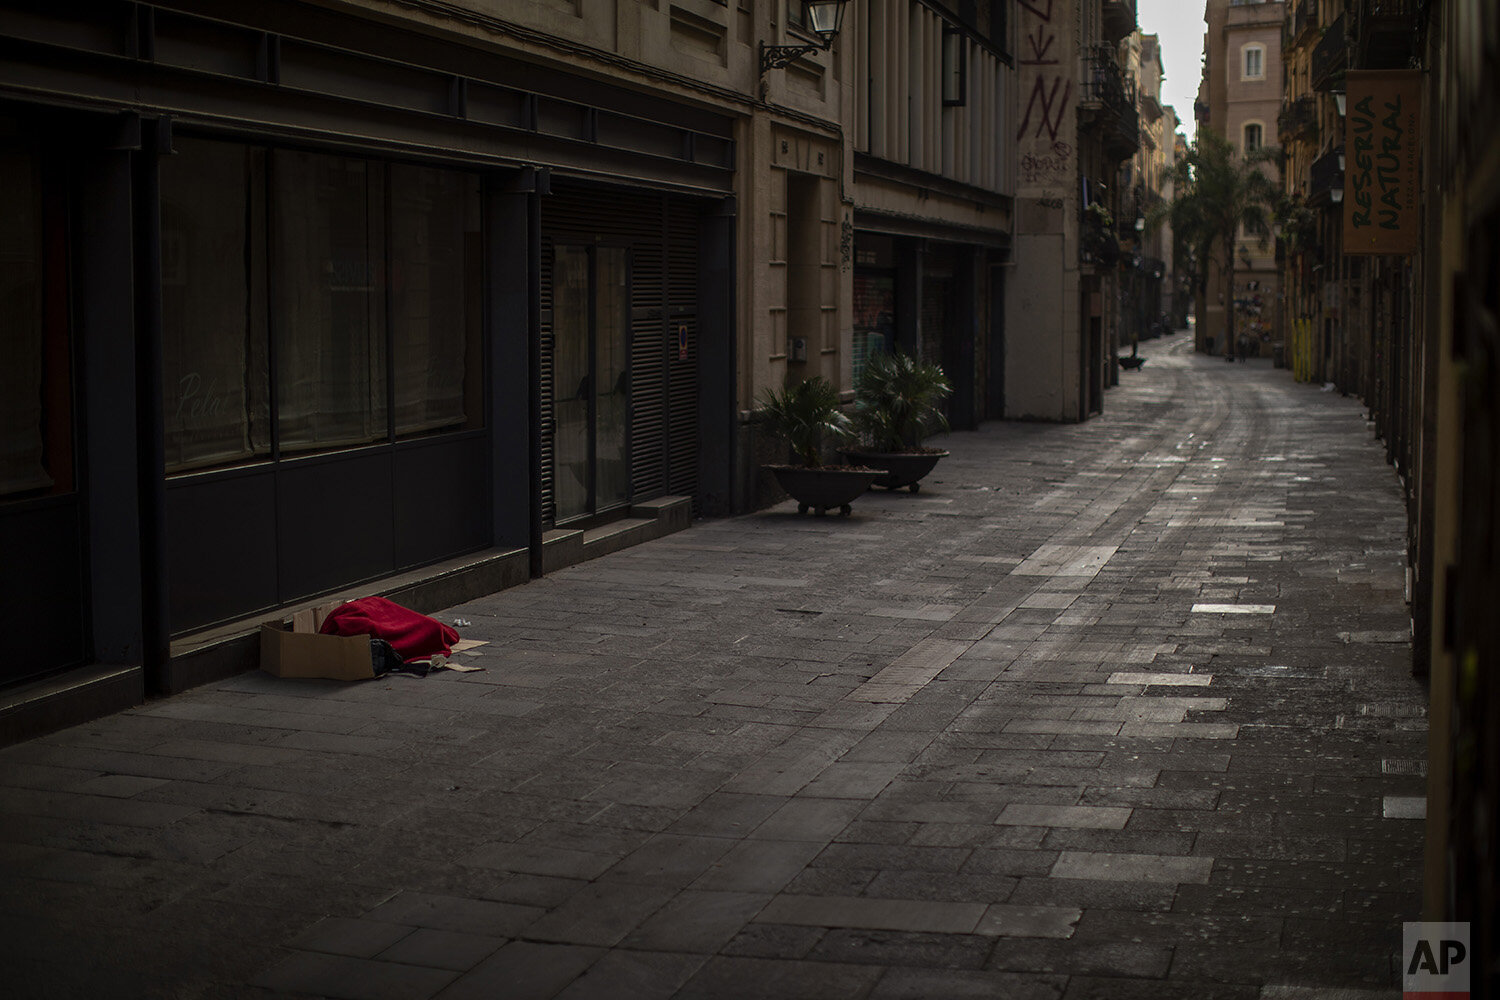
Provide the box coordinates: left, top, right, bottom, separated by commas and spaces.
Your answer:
1242, 43, 1265, 80
942, 26, 967, 106
1244, 122, 1264, 152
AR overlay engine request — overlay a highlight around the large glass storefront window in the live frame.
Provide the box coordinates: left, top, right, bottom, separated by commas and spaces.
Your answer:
160, 139, 481, 475
160, 141, 271, 473
852, 269, 895, 387
390, 164, 481, 439
274, 151, 388, 453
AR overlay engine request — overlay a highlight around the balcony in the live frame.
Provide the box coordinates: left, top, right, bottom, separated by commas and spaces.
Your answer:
1311, 13, 1347, 91
1101, 0, 1137, 43
1293, 0, 1320, 45
1278, 96, 1317, 142
1309, 145, 1344, 207
1081, 45, 1140, 162
1278, 97, 1316, 140
1140, 88, 1163, 123
1283, 0, 1319, 52
1350, 0, 1417, 69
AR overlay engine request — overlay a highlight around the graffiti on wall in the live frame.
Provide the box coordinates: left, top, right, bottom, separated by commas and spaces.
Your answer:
1016, 0, 1074, 192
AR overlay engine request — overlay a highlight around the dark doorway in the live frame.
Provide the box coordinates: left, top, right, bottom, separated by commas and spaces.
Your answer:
0, 133, 87, 684
551, 245, 631, 524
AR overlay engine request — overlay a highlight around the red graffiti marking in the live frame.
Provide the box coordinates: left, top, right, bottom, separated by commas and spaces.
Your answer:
1021, 27, 1058, 65
1017, 0, 1054, 21
1017, 74, 1073, 142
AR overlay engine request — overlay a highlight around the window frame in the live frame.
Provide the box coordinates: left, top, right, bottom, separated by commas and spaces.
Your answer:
942, 25, 968, 107
1243, 120, 1265, 153
159, 135, 485, 479
1241, 43, 1265, 81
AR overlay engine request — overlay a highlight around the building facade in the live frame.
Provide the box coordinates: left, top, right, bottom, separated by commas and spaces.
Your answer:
1123, 29, 1176, 348
848, 0, 1012, 436
1422, 0, 1500, 977
1009, 0, 1140, 420
1266, 0, 1500, 982
1278, 0, 1345, 382
3, 1, 1099, 733
0, 0, 806, 714
1198, 0, 1285, 358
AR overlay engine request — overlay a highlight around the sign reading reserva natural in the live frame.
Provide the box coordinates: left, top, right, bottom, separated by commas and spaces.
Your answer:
1344, 70, 1421, 256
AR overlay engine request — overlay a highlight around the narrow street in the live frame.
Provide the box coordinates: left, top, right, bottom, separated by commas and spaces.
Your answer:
1, 334, 1426, 999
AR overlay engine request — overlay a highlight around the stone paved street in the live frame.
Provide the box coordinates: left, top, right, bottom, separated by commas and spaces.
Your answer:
0, 334, 1427, 999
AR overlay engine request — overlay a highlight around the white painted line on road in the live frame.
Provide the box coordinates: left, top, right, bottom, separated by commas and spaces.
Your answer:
1106, 671, 1214, 687
1382, 796, 1426, 820
1192, 603, 1275, 614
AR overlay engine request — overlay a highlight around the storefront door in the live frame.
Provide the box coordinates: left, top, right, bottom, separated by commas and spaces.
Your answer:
552, 245, 630, 523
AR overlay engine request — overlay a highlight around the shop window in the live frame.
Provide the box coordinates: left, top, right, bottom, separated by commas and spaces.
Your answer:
160, 139, 481, 474
274, 151, 388, 454
0, 144, 72, 498
160, 140, 271, 473
390, 164, 482, 439
852, 269, 895, 386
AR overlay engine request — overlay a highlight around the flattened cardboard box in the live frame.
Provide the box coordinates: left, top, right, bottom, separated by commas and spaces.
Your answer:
259, 601, 376, 681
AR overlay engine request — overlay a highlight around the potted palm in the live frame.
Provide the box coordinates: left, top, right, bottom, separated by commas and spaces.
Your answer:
759, 375, 881, 516
842, 349, 952, 493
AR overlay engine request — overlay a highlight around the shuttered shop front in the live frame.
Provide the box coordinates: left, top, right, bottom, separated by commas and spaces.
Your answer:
539, 180, 703, 527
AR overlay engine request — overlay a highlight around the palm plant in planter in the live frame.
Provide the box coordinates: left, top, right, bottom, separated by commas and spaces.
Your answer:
842, 350, 953, 492
759, 376, 881, 517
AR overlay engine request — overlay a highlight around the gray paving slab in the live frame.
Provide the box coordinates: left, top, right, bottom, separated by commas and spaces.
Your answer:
375, 928, 508, 971
753, 893, 989, 934
435, 941, 604, 1000
0, 336, 1427, 997
253, 950, 460, 999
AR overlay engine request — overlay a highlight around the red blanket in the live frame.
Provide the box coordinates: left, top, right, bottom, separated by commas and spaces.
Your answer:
318, 596, 459, 661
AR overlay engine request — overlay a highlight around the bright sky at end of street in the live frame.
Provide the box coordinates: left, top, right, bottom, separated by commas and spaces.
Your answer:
1137, 0, 1206, 145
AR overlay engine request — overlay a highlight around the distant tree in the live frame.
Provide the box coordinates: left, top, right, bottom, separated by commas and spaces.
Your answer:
1153, 129, 1280, 355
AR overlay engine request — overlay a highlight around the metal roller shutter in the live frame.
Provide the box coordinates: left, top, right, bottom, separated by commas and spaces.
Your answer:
540, 180, 700, 525
631, 236, 668, 502
666, 199, 699, 505
539, 248, 556, 526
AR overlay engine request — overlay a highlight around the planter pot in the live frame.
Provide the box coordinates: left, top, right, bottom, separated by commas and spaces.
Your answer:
767, 465, 882, 516
839, 449, 949, 493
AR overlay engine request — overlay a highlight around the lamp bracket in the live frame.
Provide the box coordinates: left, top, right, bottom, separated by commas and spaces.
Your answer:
760, 40, 827, 74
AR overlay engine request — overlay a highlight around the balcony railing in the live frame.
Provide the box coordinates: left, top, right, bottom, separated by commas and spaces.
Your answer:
1311, 13, 1347, 91
1101, 0, 1137, 42
1309, 145, 1344, 206
1278, 96, 1317, 141
1081, 45, 1139, 161
1294, 0, 1320, 44
1285, 0, 1318, 51
1350, 0, 1418, 69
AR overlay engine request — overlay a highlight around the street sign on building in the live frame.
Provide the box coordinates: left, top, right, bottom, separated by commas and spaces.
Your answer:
1344, 70, 1422, 255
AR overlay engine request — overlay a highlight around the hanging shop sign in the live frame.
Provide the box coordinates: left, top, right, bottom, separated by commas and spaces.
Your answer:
1344, 70, 1421, 255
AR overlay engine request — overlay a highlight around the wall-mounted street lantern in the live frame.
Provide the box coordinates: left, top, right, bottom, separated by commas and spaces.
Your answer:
761, 0, 849, 75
